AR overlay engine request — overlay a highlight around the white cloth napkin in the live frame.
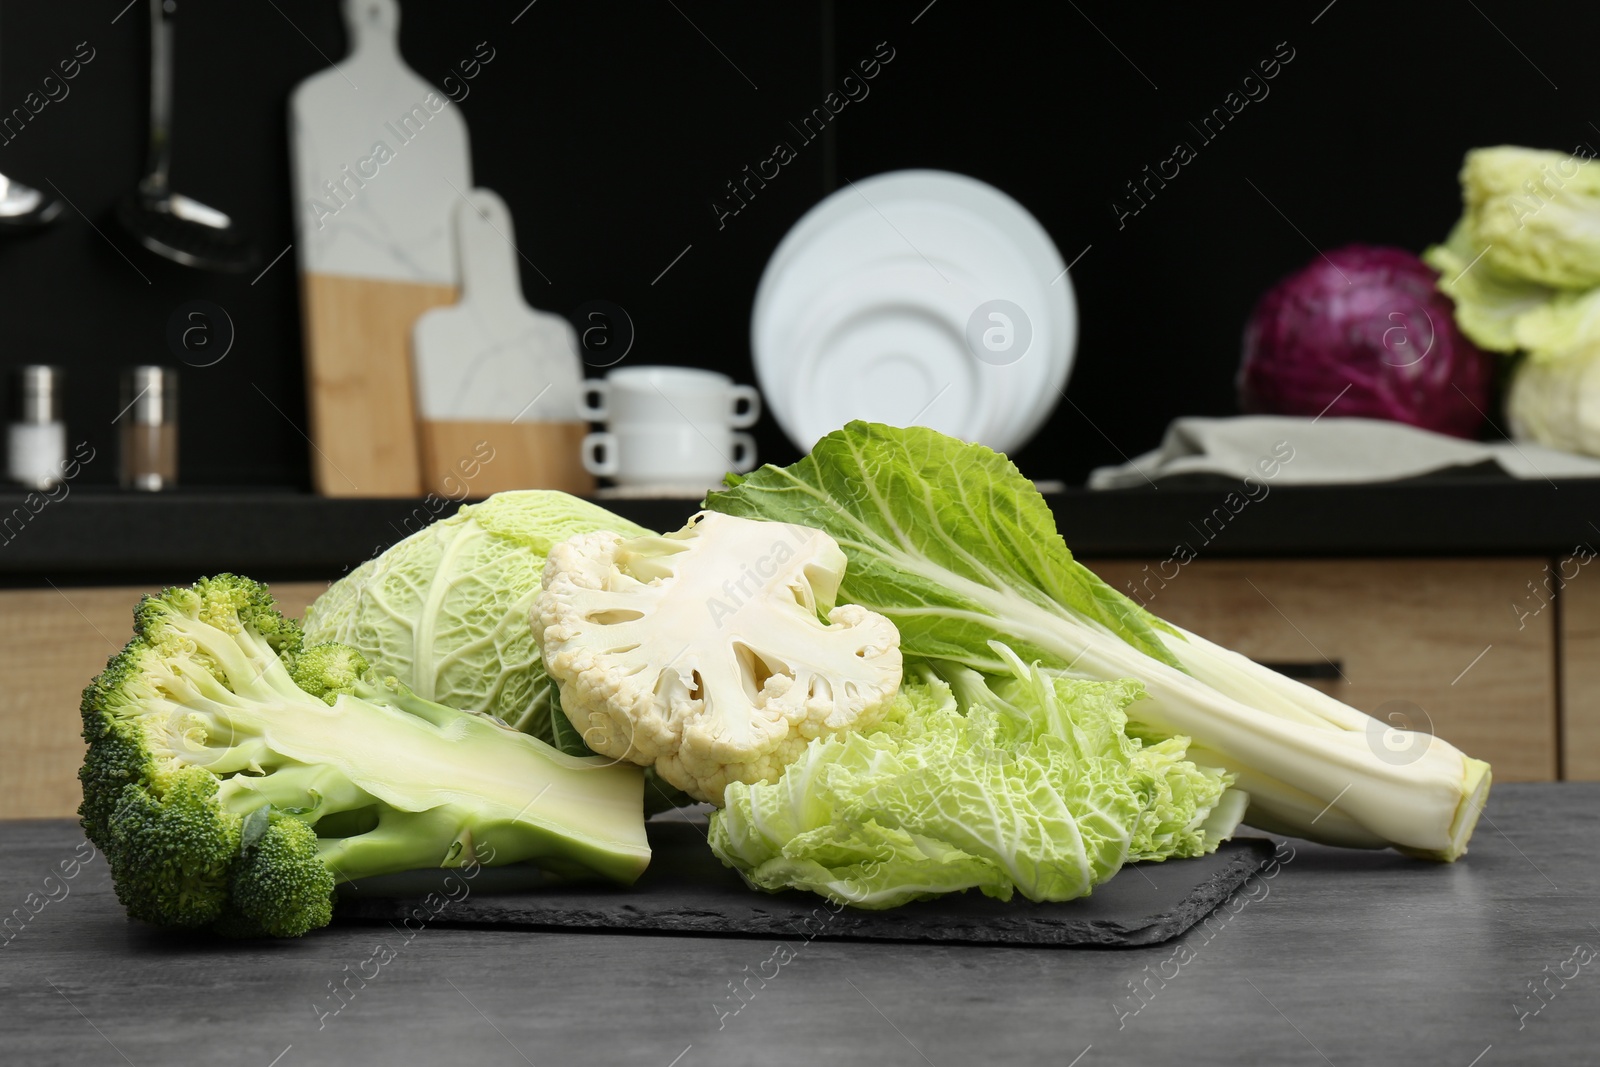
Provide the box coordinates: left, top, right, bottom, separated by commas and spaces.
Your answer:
1087, 415, 1600, 489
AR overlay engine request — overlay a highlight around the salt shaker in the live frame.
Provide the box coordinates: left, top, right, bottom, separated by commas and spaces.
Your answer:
120, 366, 179, 491
7, 365, 66, 490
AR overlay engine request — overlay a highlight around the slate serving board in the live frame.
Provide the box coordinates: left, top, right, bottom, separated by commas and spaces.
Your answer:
335, 820, 1276, 948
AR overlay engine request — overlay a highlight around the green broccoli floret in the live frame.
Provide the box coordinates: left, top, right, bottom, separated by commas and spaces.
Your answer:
79, 574, 651, 938
290, 642, 371, 702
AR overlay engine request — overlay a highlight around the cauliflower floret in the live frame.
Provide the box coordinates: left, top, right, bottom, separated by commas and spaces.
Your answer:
534, 512, 902, 803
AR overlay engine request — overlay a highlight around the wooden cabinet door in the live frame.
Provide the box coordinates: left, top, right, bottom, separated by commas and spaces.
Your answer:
1085, 559, 1557, 782
1559, 574, 1600, 780
0, 582, 329, 819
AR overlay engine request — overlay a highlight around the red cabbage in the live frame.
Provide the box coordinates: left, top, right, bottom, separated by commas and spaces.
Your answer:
1238, 245, 1494, 438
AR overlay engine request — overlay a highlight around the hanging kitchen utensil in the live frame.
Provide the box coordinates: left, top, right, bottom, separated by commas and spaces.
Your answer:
0, 176, 62, 233
412, 189, 590, 497
289, 0, 471, 496
117, 0, 256, 271
0, 9, 64, 232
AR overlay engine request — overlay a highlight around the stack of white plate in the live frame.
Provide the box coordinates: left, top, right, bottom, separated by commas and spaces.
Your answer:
751, 170, 1077, 454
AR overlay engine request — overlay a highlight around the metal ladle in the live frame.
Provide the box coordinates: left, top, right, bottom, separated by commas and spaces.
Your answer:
0, 174, 63, 231
116, 0, 255, 271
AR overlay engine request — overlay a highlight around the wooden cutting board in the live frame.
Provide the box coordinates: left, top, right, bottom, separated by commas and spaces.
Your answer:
289, 0, 472, 496
411, 189, 591, 496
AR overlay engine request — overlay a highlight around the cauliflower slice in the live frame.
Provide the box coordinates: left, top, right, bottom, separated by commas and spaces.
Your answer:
534, 511, 903, 803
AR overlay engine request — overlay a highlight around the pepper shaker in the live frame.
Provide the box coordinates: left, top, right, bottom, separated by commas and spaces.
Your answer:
120, 366, 179, 491
7, 365, 67, 490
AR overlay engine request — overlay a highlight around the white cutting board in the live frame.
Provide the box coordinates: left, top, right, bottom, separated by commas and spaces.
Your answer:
288, 0, 472, 495
290, 0, 470, 282
412, 189, 584, 422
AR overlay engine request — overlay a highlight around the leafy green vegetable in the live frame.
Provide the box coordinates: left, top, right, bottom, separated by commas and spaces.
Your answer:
306, 493, 697, 815
708, 423, 1491, 860
1459, 145, 1600, 290
713, 422, 1181, 675
1424, 221, 1558, 354
1426, 147, 1600, 456
304, 492, 647, 742
709, 654, 1238, 909
1424, 149, 1600, 362
1508, 286, 1600, 364
1505, 338, 1600, 455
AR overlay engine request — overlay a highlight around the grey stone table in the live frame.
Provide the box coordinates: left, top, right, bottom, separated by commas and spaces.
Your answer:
2, 783, 1595, 1066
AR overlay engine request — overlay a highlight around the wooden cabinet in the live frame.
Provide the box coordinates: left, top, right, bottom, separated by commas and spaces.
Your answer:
1085, 559, 1558, 782
0, 582, 327, 820
1559, 574, 1600, 780
0, 560, 1575, 819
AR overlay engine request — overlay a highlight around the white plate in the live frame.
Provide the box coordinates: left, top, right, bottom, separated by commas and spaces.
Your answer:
752, 170, 1076, 453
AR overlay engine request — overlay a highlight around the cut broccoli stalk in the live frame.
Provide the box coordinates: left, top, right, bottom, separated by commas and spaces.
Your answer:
79, 575, 650, 938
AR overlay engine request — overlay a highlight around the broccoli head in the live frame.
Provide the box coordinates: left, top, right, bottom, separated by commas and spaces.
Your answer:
80, 574, 650, 938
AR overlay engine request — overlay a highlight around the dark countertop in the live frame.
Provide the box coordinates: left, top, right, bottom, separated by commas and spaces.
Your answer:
2, 475, 1597, 585
2, 783, 1594, 1066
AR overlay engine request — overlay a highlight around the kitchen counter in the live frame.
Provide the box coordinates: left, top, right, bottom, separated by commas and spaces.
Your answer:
1, 475, 1598, 584
2, 783, 1593, 1066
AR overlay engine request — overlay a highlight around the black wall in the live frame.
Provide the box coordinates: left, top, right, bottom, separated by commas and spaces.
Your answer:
0, 1, 1591, 488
